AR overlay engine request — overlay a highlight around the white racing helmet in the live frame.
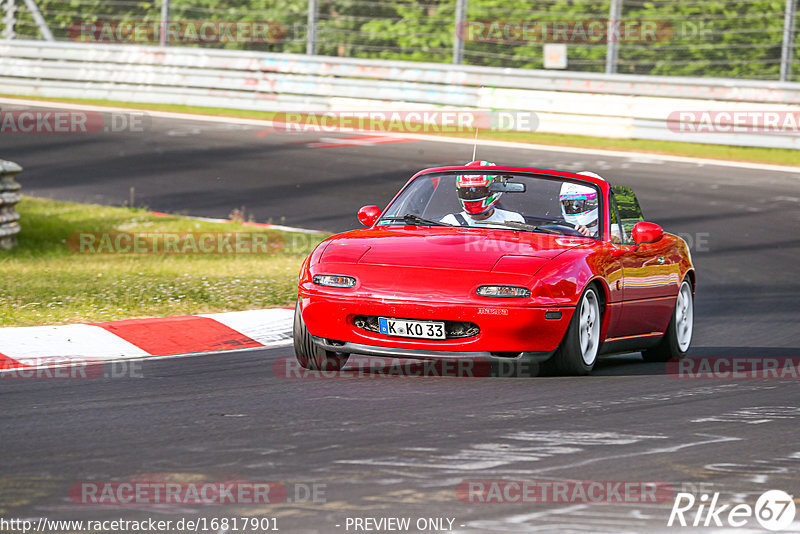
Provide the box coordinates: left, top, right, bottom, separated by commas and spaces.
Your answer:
577, 171, 604, 180
560, 172, 602, 227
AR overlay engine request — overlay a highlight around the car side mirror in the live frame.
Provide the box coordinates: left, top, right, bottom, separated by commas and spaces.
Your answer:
357, 205, 381, 226
632, 221, 664, 245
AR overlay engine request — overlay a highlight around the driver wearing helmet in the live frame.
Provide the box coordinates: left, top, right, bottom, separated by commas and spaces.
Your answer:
560, 171, 621, 241
440, 161, 524, 227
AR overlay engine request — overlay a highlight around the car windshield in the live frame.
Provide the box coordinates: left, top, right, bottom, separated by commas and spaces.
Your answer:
377, 171, 602, 238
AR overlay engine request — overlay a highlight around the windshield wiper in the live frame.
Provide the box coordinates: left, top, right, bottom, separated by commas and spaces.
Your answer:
473, 220, 561, 235
381, 214, 454, 227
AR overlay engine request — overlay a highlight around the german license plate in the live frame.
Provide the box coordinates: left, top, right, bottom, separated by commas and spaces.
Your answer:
378, 317, 446, 339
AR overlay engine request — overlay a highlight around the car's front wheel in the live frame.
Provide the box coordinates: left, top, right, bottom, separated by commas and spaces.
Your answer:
642, 279, 694, 362
546, 285, 602, 376
293, 301, 349, 371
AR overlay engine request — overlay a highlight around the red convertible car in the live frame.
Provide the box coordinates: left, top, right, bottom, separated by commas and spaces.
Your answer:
294, 163, 695, 375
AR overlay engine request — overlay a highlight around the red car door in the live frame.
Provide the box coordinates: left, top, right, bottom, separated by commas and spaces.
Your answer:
607, 187, 677, 339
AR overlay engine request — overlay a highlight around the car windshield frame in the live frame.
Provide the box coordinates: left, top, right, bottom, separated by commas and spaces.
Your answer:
376, 169, 606, 240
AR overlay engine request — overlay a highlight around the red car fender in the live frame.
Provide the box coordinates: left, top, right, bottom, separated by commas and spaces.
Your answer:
670, 234, 696, 293
298, 240, 333, 286
532, 247, 601, 304
530, 245, 614, 341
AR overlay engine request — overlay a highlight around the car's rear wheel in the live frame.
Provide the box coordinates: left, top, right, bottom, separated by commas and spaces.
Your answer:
293, 301, 349, 371
642, 279, 694, 362
546, 285, 601, 376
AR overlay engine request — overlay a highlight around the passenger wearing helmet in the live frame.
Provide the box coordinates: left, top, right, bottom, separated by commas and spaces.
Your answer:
560, 181, 600, 237
440, 161, 524, 227
560, 171, 621, 240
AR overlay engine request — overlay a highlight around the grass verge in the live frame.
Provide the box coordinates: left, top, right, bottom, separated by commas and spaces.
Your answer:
0, 196, 328, 326
2, 94, 799, 167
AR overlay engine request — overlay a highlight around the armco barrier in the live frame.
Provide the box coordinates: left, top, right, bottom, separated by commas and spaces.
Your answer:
0, 40, 799, 149
0, 159, 22, 250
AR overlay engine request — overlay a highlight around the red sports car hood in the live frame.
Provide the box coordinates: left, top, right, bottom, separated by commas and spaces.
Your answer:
320, 227, 589, 272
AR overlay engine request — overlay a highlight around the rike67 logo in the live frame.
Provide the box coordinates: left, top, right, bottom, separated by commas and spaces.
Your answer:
668, 490, 796, 531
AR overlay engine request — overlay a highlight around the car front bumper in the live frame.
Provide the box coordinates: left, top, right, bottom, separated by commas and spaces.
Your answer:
299, 293, 575, 354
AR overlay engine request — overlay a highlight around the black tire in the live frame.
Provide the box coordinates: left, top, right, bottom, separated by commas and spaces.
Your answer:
544, 285, 602, 376
642, 279, 694, 362
293, 301, 349, 371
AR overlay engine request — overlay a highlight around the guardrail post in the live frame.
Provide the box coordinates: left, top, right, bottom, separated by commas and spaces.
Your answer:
0, 159, 23, 250
780, 0, 797, 81
20, 0, 52, 40
2, 0, 16, 39
605, 0, 623, 74
453, 0, 467, 64
159, 0, 170, 46
306, 0, 317, 55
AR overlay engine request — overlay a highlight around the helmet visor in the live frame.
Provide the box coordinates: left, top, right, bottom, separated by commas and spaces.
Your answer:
458, 185, 490, 201
561, 194, 597, 215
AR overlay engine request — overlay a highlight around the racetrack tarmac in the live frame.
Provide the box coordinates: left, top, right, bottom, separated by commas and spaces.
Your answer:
1, 103, 799, 532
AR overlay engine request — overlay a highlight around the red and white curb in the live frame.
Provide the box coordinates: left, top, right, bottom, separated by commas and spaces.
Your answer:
0, 308, 294, 372
150, 211, 325, 235
304, 135, 417, 149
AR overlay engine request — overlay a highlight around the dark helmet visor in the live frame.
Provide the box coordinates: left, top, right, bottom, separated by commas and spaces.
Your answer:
458, 185, 490, 201
562, 198, 596, 215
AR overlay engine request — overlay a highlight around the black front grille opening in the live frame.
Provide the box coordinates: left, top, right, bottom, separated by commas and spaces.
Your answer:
354, 315, 480, 339
490, 351, 523, 358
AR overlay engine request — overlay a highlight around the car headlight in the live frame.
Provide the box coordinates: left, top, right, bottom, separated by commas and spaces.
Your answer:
313, 274, 356, 288
476, 285, 531, 298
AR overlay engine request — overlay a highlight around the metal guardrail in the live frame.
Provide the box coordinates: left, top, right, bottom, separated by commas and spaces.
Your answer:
1, 40, 799, 149
0, 159, 22, 250
4, 40, 800, 103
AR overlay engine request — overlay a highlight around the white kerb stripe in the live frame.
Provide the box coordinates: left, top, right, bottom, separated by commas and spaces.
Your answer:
200, 308, 294, 347
0, 324, 150, 363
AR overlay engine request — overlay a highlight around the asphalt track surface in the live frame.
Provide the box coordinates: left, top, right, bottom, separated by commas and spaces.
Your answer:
2, 103, 800, 533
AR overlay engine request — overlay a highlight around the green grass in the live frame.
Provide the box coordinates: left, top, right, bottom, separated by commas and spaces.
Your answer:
0, 196, 328, 326
3, 94, 799, 167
